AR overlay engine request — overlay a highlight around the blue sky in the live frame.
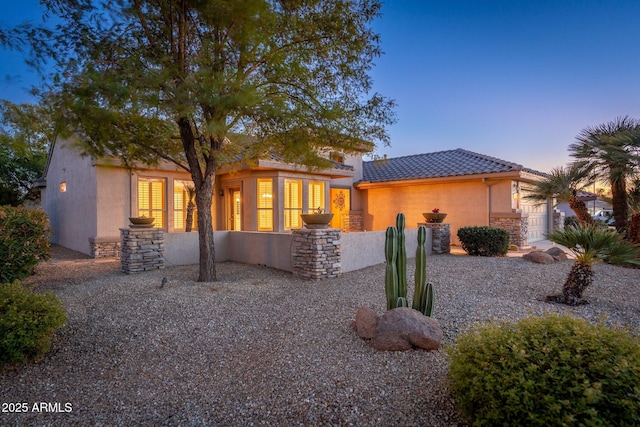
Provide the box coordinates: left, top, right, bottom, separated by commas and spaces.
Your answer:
2, 1, 640, 173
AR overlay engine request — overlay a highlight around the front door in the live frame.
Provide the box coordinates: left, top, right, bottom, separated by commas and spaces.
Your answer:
229, 189, 242, 231
330, 188, 350, 229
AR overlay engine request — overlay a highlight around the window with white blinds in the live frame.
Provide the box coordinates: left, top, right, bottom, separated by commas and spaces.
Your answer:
284, 179, 302, 230
308, 181, 325, 211
137, 178, 165, 228
257, 178, 273, 231
173, 180, 197, 231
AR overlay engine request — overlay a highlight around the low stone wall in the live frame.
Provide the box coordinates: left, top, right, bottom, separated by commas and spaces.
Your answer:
89, 236, 121, 258
421, 223, 451, 254
291, 229, 341, 279
120, 228, 165, 274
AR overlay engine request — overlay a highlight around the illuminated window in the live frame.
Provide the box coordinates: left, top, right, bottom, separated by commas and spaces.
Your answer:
308, 181, 325, 212
284, 180, 302, 230
257, 178, 273, 231
174, 180, 197, 231
59, 182, 67, 193
138, 178, 165, 228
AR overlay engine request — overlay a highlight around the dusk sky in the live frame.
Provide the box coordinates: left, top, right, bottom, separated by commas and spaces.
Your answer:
2, 1, 640, 173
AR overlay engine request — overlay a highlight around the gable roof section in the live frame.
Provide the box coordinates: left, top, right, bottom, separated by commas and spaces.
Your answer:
361, 148, 544, 183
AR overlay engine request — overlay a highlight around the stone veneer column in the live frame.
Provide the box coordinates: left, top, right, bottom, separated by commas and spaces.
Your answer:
422, 223, 451, 254
489, 212, 529, 248
120, 228, 165, 274
291, 228, 341, 279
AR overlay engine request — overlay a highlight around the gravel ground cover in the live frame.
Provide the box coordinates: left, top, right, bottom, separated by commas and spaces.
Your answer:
2, 247, 639, 426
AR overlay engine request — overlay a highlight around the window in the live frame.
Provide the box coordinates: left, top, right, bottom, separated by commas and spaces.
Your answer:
308, 181, 325, 212
174, 180, 197, 231
284, 179, 302, 229
138, 178, 165, 228
257, 178, 273, 231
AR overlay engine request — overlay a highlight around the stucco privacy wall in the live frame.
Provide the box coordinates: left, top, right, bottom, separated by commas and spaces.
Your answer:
95, 165, 130, 240
361, 181, 493, 244
161, 228, 432, 274
41, 138, 98, 255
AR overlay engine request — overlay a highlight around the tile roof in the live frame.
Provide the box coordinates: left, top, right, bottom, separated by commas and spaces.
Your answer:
361, 148, 544, 183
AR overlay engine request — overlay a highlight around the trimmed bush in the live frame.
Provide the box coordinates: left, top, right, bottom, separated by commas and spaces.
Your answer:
0, 206, 51, 283
447, 314, 640, 426
457, 226, 509, 256
0, 282, 66, 366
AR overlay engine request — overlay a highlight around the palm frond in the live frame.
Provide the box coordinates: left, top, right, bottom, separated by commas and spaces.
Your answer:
546, 224, 640, 265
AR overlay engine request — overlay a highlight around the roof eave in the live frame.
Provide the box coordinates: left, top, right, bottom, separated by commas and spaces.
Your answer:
355, 170, 525, 189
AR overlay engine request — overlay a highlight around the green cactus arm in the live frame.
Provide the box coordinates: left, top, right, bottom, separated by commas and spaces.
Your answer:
413, 226, 427, 310
396, 213, 407, 299
385, 227, 399, 310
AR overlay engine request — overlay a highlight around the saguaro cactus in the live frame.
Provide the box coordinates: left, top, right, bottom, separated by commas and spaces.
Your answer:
395, 213, 407, 300
384, 226, 399, 310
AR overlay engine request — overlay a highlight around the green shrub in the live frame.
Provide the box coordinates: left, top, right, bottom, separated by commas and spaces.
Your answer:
447, 314, 640, 426
0, 282, 66, 366
0, 206, 51, 283
457, 226, 509, 256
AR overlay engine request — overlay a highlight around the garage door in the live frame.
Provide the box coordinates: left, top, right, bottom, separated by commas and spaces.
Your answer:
521, 191, 549, 243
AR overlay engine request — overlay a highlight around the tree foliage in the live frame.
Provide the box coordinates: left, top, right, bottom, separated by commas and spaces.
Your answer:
523, 163, 594, 225
0, 101, 57, 205
15, 0, 395, 281
570, 116, 640, 234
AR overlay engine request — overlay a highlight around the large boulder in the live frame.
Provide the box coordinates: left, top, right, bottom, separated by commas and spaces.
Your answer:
523, 250, 556, 264
359, 307, 442, 351
355, 307, 378, 339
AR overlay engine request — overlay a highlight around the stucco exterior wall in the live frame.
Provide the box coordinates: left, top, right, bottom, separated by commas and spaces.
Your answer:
96, 165, 131, 239
41, 138, 98, 255
360, 180, 513, 244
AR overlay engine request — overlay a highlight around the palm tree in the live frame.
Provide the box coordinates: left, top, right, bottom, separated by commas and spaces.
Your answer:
524, 164, 594, 225
570, 116, 640, 235
185, 185, 196, 232
546, 224, 640, 306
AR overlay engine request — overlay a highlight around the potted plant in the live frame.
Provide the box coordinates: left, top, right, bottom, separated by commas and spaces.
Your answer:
423, 208, 447, 223
300, 207, 334, 229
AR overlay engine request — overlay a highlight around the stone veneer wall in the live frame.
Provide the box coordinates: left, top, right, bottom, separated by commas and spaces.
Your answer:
291, 228, 341, 279
490, 212, 529, 248
553, 210, 564, 231
341, 211, 364, 232
89, 236, 121, 258
120, 228, 165, 274
421, 223, 451, 254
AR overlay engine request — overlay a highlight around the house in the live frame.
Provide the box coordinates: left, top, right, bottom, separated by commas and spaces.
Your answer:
356, 149, 554, 247
39, 138, 553, 258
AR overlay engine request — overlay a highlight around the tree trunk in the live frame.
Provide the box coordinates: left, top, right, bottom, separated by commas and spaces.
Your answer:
569, 197, 594, 225
177, 116, 217, 282
545, 260, 592, 306
194, 175, 216, 282
185, 201, 195, 232
628, 212, 640, 243
611, 178, 628, 235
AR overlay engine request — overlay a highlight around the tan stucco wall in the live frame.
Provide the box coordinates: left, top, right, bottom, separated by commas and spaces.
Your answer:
96, 165, 131, 238
41, 137, 98, 255
360, 178, 515, 244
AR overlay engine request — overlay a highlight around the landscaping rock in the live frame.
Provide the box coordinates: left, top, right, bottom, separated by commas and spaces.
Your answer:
368, 307, 442, 351
523, 250, 556, 264
355, 307, 378, 339
545, 247, 569, 260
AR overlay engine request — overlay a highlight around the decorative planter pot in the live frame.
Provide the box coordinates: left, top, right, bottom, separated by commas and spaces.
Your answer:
300, 213, 334, 229
423, 212, 447, 223
129, 217, 155, 228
